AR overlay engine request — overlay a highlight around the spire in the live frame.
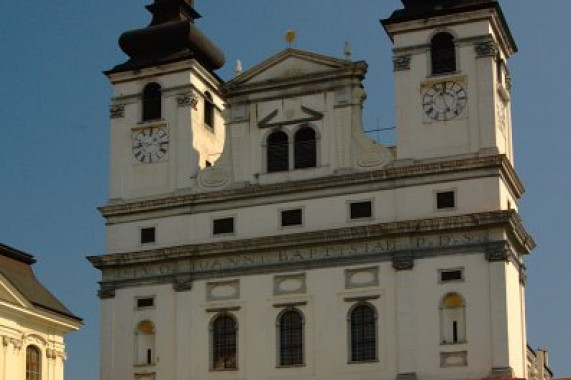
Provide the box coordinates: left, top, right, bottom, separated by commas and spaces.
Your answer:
107, 0, 225, 74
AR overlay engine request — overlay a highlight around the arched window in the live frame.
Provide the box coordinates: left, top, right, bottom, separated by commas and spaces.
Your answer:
349, 304, 377, 362
431, 32, 456, 75
136, 320, 156, 365
267, 131, 289, 173
212, 314, 237, 370
142, 83, 162, 121
278, 308, 304, 366
294, 127, 317, 169
440, 293, 466, 344
26, 346, 41, 380
204, 91, 215, 129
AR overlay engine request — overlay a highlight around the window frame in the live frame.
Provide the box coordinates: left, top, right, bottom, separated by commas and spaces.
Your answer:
140, 226, 157, 245
438, 268, 465, 284
210, 313, 239, 371
348, 302, 378, 363
276, 308, 305, 367
135, 320, 156, 366
212, 216, 236, 236
26, 345, 42, 380
293, 126, 318, 170
141, 82, 162, 122
347, 199, 374, 222
204, 91, 215, 131
435, 189, 457, 211
430, 31, 457, 76
279, 207, 304, 229
439, 292, 467, 345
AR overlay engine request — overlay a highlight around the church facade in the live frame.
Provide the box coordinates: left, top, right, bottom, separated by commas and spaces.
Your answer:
89, 1, 537, 380
0, 243, 82, 380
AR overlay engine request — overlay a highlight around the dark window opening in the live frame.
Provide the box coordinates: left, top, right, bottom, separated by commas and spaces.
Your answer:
137, 297, 155, 309
436, 191, 455, 209
141, 227, 156, 244
204, 91, 215, 129
279, 309, 304, 366
213, 218, 235, 235
431, 32, 456, 75
281, 209, 303, 227
441, 270, 463, 282
212, 315, 237, 370
452, 321, 459, 343
350, 201, 372, 220
142, 83, 162, 121
267, 131, 289, 173
350, 304, 377, 362
294, 127, 317, 169
147, 349, 153, 365
496, 57, 504, 84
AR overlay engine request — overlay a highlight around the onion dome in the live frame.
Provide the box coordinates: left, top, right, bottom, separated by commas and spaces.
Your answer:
107, 0, 225, 74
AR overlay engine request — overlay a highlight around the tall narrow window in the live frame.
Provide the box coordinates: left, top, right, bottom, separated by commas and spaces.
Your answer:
294, 127, 317, 169
26, 346, 41, 380
267, 131, 289, 173
278, 309, 304, 366
440, 293, 466, 344
136, 320, 156, 365
350, 304, 377, 362
212, 314, 237, 370
431, 32, 456, 75
142, 83, 162, 121
204, 91, 215, 129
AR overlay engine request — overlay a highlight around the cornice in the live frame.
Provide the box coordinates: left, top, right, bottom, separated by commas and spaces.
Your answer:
88, 210, 534, 269
99, 155, 525, 219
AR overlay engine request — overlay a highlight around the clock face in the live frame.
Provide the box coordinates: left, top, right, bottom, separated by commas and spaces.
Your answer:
132, 127, 168, 163
423, 81, 467, 121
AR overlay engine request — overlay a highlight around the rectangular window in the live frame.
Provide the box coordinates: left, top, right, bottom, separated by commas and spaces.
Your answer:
440, 269, 463, 283
137, 297, 155, 309
281, 209, 303, 227
213, 217, 235, 235
436, 191, 455, 210
350, 201, 372, 220
140, 227, 156, 244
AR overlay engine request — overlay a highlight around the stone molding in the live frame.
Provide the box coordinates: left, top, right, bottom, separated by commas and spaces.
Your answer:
393, 54, 412, 71
475, 40, 499, 57
100, 155, 524, 218
109, 104, 125, 119
392, 254, 414, 271
176, 92, 199, 109
396, 373, 418, 380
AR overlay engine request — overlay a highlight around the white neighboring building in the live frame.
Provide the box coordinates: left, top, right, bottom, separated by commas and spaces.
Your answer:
90, 1, 539, 380
0, 243, 82, 380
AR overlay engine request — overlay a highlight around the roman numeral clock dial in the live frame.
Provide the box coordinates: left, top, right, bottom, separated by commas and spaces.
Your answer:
422, 81, 467, 122
131, 127, 169, 164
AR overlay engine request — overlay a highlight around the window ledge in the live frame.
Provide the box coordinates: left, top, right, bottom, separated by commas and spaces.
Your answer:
440, 341, 467, 346
348, 359, 379, 365
134, 363, 156, 368
210, 368, 238, 372
277, 364, 306, 369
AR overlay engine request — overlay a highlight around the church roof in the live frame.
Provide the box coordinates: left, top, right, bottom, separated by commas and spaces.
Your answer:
382, 0, 517, 53
0, 243, 82, 322
106, 0, 225, 75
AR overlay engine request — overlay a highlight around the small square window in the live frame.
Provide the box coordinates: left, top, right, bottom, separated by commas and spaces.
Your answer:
281, 209, 303, 227
350, 201, 372, 220
213, 217, 235, 235
136, 297, 155, 309
436, 191, 455, 210
440, 269, 463, 283
140, 227, 156, 244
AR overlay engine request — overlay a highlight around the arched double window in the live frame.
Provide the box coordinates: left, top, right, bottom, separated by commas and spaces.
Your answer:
142, 83, 162, 121
212, 314, 238, 370
440, 292, 466, 344
136, 320, 156, 365
267, 131, 289, 173
431, 32, 456, 75
278, 308, 304, 366
349, 303, 377, 362
26, 345, 41, 380
204, 91, 215, 129
266, 126, 318, 173
294, 127, 317, 169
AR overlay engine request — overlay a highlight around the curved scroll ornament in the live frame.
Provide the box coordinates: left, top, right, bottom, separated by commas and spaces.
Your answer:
351, 87, 394, 168
197, 122, 233, 190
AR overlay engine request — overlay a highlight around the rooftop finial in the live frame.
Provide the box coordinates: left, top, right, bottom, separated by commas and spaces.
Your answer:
344, 41, 352, 60
285, 29, 296, 48
236, 59, 243, 76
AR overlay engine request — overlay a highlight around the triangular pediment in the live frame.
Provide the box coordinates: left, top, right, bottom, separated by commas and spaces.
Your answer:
0, 274, 29, 308
230, 48, 354, 85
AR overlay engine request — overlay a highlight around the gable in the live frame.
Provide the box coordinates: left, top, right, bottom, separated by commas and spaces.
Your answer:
234, 49, 352, 85
0, 274, 29, 308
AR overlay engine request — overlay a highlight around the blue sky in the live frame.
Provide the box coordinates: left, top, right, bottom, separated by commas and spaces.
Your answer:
0, 1, 569, 379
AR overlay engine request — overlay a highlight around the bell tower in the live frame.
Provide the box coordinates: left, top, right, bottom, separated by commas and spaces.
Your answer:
382, 0, 516, 163
105, 0, 226, 202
